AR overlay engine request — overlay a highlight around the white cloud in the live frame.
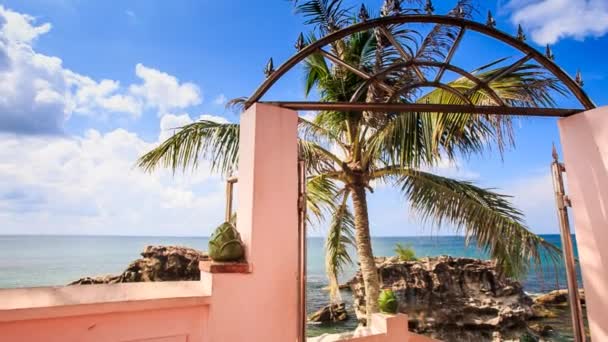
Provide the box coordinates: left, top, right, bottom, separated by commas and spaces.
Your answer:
0, 7, 51, 43
213, 93, 227, 105
130, 63, 202, 115
506, 0, 608, 44
0, 6, 204, 134
499, 170, 559, 233
0, 126, 226, 236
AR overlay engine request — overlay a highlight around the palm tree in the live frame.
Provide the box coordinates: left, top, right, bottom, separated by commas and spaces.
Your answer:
138, 0, 562, 323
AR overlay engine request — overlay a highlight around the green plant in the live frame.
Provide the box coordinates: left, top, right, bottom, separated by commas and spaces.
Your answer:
378, 289, 398, 314
208, 222, 244, 262
395, 243, 417, 262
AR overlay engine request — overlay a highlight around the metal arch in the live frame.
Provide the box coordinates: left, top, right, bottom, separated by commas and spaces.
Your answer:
350, 60, 506, 106
388, 81, 474, 105
245, 14, 596, 111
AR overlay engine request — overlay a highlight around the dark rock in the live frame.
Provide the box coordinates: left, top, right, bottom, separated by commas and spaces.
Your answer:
69, 246, 208, 285
348, 256, 534, 341
308, 303, 348, 323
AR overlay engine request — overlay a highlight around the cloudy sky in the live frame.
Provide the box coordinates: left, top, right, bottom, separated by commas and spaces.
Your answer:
0, 0, 607, 237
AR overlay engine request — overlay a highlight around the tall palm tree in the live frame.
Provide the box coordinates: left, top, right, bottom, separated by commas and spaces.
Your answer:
138, 0, 562, 323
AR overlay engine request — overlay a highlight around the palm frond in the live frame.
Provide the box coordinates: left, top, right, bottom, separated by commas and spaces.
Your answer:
389, 168, 561, 278
226, 97, 248, 113
415, 0, 473, 62
299, 139, 342, 176
137, 120, 239, 175
294, 0, 350, 34
325, 189, 355, 302
306, 175, 340, 224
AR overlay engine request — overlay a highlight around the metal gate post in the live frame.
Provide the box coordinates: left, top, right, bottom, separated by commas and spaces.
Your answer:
551, 146, 586, 342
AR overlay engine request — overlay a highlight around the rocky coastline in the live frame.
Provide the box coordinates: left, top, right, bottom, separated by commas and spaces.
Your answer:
69, 245, 208, 285
69, 246, 585, 341
346, 255, 586, 341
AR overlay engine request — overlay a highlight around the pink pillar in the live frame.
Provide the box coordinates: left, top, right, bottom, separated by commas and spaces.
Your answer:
202, 103, 299, 341
558, 106, 608, 341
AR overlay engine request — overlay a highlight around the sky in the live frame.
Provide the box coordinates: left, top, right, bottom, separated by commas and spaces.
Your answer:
0, 0, 607, 237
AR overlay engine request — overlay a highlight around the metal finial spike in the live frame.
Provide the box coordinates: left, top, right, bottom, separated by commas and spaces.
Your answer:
358, 4, 369, 22
486, 11, 496, 28
575, 70, 584, 87
295, 33, 305, 51
545, 44, 554, 60
552, 143, 559, 162
424, 0, 434, 15
393, 0, 402, 14
264, 58, 274, 78
383, 0, 400, 15
517, 24, 526, 41
451, 5, 466, 18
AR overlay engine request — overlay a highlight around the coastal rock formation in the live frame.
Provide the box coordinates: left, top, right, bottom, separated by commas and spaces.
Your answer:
348, 256, 534, 341
69, 245, 208, 285
533, 288, 585, 306
308, 303, 349, 323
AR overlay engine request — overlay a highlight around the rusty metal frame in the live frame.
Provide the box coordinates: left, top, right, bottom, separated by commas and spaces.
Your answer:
259, 102, 582, 117
245, 15, 596, 116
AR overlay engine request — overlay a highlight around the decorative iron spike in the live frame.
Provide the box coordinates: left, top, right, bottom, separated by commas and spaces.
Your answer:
453, 5, 465, 18
295, 33, 305, 51
358, 4, 369, 22
575, 70, 584, 87
393, 0, 402, 14
264, 58, 274, 78
383, 0, 400, 15
545, 44, 554, 60
424, 0, 434, 15
552, 143, 559, 162
516, 24, 526, 41
486, 11, 496, 28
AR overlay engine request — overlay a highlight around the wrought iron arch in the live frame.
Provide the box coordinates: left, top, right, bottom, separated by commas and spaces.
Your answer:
245, 14, 595, 117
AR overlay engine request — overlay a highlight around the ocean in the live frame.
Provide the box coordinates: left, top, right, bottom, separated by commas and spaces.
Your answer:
0, 235, 581, 338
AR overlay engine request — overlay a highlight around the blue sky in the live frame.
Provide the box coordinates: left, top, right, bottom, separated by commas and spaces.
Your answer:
0, 0, 607, 236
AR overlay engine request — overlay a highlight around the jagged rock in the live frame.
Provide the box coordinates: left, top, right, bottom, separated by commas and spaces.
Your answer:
348, 256, 534, 341
533, 289, 585, 306
69, 246, 208, 285
309, 303, 348, 323
531, 288, 585, 322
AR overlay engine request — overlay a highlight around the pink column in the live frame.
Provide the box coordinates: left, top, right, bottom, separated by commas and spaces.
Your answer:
202, 103, 299, 342
558, 106, 608, 341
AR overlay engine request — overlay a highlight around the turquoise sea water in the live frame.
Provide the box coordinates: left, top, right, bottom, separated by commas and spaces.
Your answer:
0, 235, 581, 337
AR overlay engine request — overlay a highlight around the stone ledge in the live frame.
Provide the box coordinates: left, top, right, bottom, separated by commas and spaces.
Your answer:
199, 260, 251, 274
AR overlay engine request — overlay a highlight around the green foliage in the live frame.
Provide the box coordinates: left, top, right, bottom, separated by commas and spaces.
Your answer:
208, 222, 244, 262
378, 289, 398, 314
394, 243, 417, 262
325, 190, 355, 303
519, 333, 539, 342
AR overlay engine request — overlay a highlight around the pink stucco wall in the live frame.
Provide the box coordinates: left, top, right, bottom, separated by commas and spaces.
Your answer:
558, 106, 608, 341
201, 103, 300, 341
0, 282, 211, 342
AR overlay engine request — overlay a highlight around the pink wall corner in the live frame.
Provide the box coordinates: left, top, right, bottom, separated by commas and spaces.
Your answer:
558, 106, 608, 341
204, 103, 301, 342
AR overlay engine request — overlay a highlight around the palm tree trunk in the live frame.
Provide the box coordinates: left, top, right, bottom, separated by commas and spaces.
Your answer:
350, 184, 380, 323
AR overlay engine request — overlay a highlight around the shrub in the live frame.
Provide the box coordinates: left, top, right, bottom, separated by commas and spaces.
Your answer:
378, 289, 398, 314
394, 243, 417, 261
